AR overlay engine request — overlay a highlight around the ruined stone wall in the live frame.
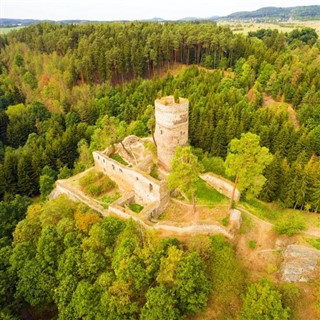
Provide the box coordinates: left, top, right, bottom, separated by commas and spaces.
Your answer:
93, 151, 169, 215
200, 173, 241, 201
154, 96, 189, 171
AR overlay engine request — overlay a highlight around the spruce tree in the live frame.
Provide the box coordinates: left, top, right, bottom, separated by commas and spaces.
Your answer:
17, 152, 38, 196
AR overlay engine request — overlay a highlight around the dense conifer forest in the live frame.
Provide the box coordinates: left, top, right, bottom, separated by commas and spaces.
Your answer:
0, 22, 320, 319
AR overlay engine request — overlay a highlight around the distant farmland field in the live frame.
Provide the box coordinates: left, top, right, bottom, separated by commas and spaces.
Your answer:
219, 20, 320, 35
0, 27, 23, 34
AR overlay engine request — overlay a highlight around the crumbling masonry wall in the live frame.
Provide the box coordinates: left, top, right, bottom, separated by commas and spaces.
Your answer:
200, 173, 241, 201
93, 150, 169, 217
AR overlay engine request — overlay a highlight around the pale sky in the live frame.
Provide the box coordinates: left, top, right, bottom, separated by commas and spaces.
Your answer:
1, 0, 320, 21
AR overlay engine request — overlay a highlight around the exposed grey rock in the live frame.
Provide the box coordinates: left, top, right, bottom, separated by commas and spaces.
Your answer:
281, 245, 320, 282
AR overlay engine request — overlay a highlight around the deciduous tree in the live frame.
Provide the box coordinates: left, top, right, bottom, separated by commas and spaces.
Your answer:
168, 146, 202, 215
240, 279, 290, 320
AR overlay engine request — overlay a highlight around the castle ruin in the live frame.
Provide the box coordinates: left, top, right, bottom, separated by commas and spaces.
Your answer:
54, 95, 239, 233
91, 96, 189, 218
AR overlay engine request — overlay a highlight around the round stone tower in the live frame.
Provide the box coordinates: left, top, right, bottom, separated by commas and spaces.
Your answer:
154, 96, 189, 171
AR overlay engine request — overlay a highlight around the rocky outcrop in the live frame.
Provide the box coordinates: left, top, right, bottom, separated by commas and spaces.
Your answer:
281, 244, 320, 282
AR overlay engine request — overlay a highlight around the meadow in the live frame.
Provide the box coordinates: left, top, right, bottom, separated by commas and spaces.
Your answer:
219, 20, 320, 34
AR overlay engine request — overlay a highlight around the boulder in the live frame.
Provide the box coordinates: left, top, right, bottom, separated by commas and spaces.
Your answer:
281, 244, 320, 282
230, 209, 242, 229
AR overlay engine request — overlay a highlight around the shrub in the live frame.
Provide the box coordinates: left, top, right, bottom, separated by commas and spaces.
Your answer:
84, 184, 103, 197
128, 203, 144, 213
79, 170, 103, 187
248, 240, 256, 249
221, 216, 229, 226
110, 154, 128, 165
100, 177, 116, 192
274, 213, 306, 236
267, 264, 277, 274
80, 170, 116, 197
278, 283, 301, 319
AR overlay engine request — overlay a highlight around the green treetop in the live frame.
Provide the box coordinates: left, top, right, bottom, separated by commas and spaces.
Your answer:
240, 279, 290, 320
168, 146, 202, 215
225, 132, 273, 210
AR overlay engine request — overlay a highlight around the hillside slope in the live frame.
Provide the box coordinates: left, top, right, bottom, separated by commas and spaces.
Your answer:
225, 5, 320, 20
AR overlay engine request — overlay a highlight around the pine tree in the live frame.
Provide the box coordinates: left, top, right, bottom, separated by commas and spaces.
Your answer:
211, 120, 227, 158
225, 132, 273, 210
260, 152, 282, 202
311, 180, 320, 212
17, 152, 38, 196
0, 110, 9, 144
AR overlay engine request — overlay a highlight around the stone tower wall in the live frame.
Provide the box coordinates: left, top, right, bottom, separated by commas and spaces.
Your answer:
154, 96, 189, 171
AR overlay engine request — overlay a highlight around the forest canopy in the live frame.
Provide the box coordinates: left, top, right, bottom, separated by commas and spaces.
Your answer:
0, 20, 319, 319
1, 22, 319, 210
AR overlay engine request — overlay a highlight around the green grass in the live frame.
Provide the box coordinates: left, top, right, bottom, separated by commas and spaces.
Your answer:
194, 178, 227, 207
242, 198, 320, 235
110, 154, 128, 165
99, 192, 121, 209
242, 198, 320, 227
274, 213, 307, 236
242, 198, 278, 221
240, 213, 253, 234
128, 203, 144, 213
306, 238, 320, 250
